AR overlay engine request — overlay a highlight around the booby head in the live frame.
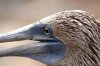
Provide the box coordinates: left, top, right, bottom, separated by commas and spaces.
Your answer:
0, 10, 99, 66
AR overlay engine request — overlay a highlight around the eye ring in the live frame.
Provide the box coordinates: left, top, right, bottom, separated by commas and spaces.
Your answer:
45, 27, 50, 35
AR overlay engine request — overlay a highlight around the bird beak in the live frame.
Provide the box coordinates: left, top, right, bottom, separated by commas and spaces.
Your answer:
0, 41, 64, 57
0, 21, 65, 59
0, 22, 45, 43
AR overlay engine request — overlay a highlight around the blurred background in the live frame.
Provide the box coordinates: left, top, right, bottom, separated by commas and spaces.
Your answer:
0, 0, 100, 66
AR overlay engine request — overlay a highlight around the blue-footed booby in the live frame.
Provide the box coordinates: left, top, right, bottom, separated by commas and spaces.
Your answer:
0, 10, 99, 66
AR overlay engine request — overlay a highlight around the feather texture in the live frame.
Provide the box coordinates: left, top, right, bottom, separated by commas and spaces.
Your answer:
41, 10, 100, 66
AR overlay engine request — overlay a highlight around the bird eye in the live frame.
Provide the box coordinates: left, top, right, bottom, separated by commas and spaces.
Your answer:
45, 27, 50, 35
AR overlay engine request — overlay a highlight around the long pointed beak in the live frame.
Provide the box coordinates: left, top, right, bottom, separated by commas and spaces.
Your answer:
0, 21, 65, 65
0, 21, 65, 56
0, 42, 64, 57
0, 22, 44, 43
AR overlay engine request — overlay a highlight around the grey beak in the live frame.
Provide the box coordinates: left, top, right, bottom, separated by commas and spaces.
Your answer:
0, 22, 43, 43
0, 21, 65, 65
0, 21, 65, 56
0, 42, 63, 57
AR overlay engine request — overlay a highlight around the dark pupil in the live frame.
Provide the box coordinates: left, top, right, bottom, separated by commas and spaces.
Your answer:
45, 28, 49, 34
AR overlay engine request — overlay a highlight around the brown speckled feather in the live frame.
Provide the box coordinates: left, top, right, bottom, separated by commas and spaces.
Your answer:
41, 10, 100, 66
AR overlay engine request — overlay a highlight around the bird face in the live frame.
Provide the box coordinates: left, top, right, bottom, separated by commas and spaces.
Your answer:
0, 10, 99, 66
0, 16, 66, 65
